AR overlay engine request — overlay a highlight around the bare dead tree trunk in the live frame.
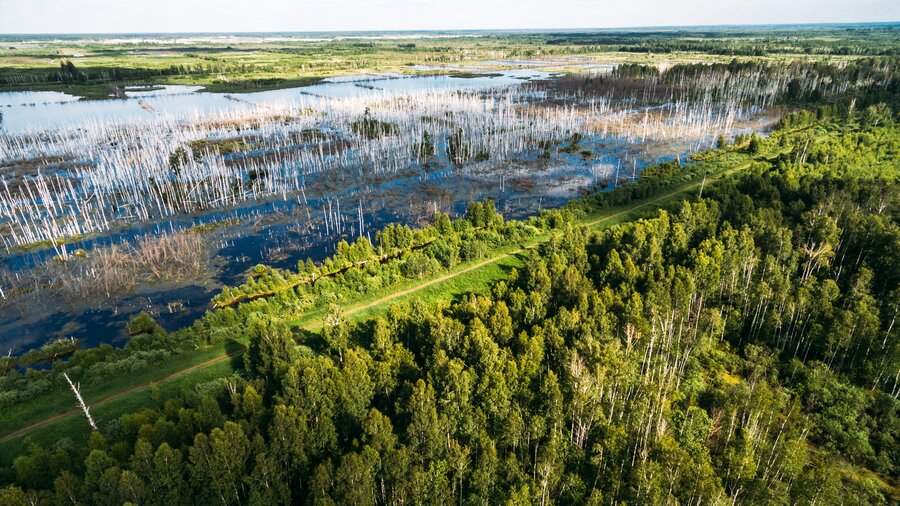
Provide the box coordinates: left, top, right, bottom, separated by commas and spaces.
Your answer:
63, 373, 98, 431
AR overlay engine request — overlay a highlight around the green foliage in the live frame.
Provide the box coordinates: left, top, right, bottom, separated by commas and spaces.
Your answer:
167, 147, 189, 176
747, 135, 761, 155
57, 59, 84, 84
415, 130, 435, 159
17, 339, 80, 367
351, 109, 396, 140
446, 128, 470, 164
127, 312, 164, 338
716, 133, 728, 149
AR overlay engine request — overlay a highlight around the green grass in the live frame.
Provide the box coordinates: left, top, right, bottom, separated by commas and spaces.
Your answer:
0, 356, 237, 466
199, 75, 325, 93
17, 233, 90, 253
0, 341, 238, 438
186, 218, 242, 235
294, 247, 527, 331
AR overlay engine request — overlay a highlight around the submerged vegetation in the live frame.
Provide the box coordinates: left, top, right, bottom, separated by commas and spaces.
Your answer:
0, 230, 209, 307
0, 26, 898, 505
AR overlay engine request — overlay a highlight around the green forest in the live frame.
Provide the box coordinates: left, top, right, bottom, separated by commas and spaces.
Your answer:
0, 95, 896, 504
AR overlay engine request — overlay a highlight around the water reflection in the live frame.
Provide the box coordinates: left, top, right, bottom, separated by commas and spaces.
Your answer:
0, 70, 552, 133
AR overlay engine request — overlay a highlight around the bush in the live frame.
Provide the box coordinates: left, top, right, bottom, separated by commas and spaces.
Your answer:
401, 251, 441, 279
84, 350, 171, 383
459, 240, 488, 261
426, 239, 460, 268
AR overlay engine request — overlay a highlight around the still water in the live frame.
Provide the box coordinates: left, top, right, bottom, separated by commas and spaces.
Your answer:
0, 70, 548, 134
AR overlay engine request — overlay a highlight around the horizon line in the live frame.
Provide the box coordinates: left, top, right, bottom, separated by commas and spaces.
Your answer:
1, 20, 898, 37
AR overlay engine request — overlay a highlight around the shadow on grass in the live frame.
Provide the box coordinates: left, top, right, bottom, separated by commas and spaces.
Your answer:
440, 260, 520, 305
296, 327, 328, 354
224, 339, 247, 371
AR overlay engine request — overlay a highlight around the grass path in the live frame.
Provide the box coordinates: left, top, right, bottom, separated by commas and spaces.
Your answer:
0, 350, 244, 444
0, 160, 752, 446
305, 253, 520, 329
302, 164, 748, 329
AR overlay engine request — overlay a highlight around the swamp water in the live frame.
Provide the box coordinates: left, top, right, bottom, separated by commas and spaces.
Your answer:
0, 67, 770, 353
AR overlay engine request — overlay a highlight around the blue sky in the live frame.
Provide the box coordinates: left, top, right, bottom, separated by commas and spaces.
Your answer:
0, 0, 897, 34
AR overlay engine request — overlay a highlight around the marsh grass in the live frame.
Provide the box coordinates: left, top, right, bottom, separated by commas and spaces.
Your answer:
53, 231, 209, 298
1, 231, 210, 305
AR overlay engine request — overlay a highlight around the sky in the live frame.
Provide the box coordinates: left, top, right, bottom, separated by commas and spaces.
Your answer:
0, 0, 897, 34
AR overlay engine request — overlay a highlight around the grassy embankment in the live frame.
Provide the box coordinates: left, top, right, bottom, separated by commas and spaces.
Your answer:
0, 151, 760, 465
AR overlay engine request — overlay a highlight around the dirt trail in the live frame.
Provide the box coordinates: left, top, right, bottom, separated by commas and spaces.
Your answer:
0, 350, 243, 443
309, 169, 734, 327
0, 163, 749, 443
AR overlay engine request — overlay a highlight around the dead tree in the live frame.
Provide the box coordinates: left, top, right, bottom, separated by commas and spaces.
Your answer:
63, 372, 97, 431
